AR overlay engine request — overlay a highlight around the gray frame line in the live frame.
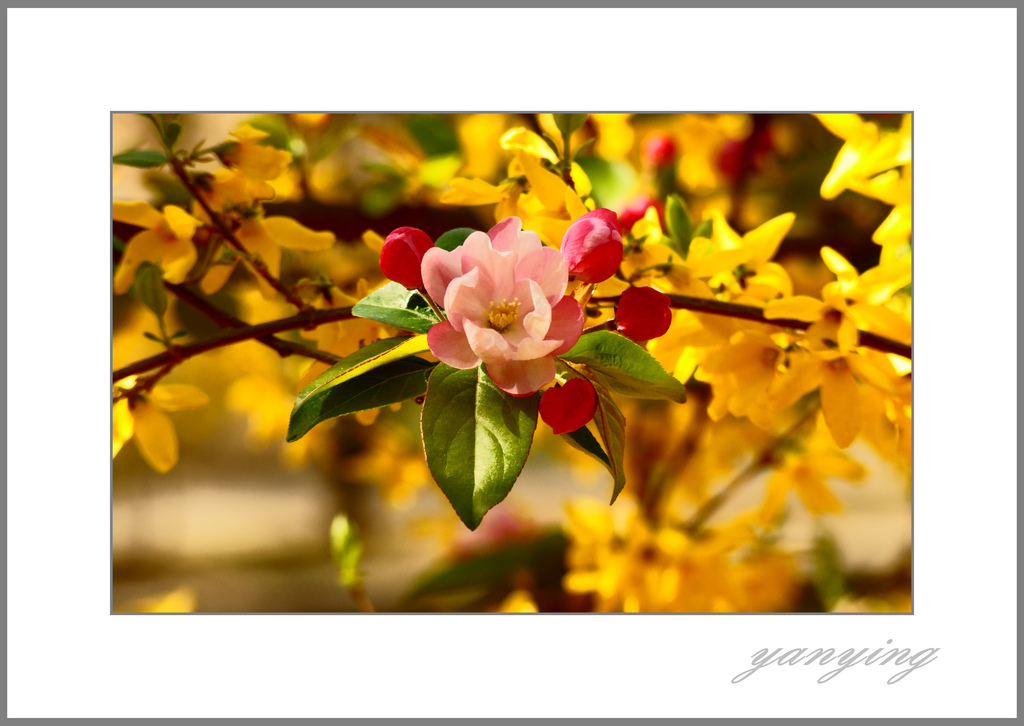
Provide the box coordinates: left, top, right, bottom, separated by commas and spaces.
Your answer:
109, 111, 913, 615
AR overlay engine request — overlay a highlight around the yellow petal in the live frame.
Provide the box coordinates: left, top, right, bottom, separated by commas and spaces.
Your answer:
565, 187, 589, 221
149, 384, 210, 411
743, 212, 794, 264
200, 261, 237, 295
131, 400, 179, 473
159, 234, 199, 285
709, 209, 742, 250
163, 205, 201, 241
763, 296, 826, 322
228, 144, 293, 182
238, 219, 283, 298
820, 361, 861, 448
113, 201, 163, 230
687, 248, 750, 278
848, 303, 911, 344
263, 216, 336, 251
113, 398, 134, 458
362, 229, 385, 253
440, 177, 506, 205
745, 262, 793, 298
821, 246, 858, 284
516, 150, 567, 211
794, 474, 843, 515
500, 127, 558, 163
570, 162, 592, 197
813, 113, 866, 141
768, 354, 824, 410
231, 123, 271, 143
113, 229, 170, 295
836, 316, 860, 353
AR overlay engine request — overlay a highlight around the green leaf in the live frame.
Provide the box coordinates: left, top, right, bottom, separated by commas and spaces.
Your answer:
288, 357, 434, 442
692, 218, 713, 241
407, 114, 461, 157
421, 364, 539, 530
352, 282, 441, 334
812, 532, 846, 611
575, 157, 637, 209
162, 121, 182, 149
330, 514, 365, 588
561, 424, 611, 469
134, 262, 167, 318
434, 227, 478, 252
553, 113, 589, 137
112, 150, 169, 168
112, 234, 126, 254
560, 331, 687, 402
560, 362, 627, 504
404, 529, 567, 605
288, 335, 432, 441
665, 194, 693, 257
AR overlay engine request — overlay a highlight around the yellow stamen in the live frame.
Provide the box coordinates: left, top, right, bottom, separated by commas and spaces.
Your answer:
486, 297, 520, 333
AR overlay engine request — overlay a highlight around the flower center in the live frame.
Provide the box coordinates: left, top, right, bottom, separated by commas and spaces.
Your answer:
486, 297, 520, 334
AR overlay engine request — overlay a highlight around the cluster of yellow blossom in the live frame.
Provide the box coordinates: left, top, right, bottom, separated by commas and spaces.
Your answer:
562, 500, 798, 612
113, 121, 338, 473
436, 112, 911, 611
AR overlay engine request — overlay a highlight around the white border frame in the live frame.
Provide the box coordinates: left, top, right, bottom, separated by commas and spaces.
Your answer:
8, 8, 1017, 718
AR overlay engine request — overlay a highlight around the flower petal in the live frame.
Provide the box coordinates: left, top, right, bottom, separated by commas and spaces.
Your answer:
131, 401, 179, 473
459, 232, 515, 301
200, 260, 237, 295
485, 357, 556, 397
444, 267, 490, 330
113, 229, 170, 295
520, 279, 553, 341
427, 321, 480, 369
113, 399, 134, 458
488, 216, 542, 258
820, 361, 862, 448
422, 246, 464, 306
763, 296, 827, 322
516, 150, 567, 211
546, 296, 584, 355
113, 201, 163, 230
163, 205, 201, 241
516, 245, 568, 305
464, 320, 511, 363
263, 216, 336, 250
149, 384, 210, 412
514, 337, 562, 361
439, 177, 506, 205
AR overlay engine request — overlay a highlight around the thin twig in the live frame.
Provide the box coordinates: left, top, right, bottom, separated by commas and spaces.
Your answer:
590, 293, 911, 359
114, 305, 355, 383
166, 282, 341, 365
681, 405, 818, 536
168, 155, 310, 311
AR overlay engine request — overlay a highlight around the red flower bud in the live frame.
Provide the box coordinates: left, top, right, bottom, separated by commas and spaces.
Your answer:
379, 226, 434, 289
539, 378, 598, 435
643, 132, 677, 167
561, 209, 623, 283
618, 197, 665, 233
616, 286, 673, 342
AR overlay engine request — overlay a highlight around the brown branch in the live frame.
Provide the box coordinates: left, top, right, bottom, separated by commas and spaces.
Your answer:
681, 404, 818, 536
114, 305, 355, 383
168, 155, 310, 311
166, 282, 341, 365
591, 293, 911, 359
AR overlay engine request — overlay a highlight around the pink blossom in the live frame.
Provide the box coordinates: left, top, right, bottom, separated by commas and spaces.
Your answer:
421, 217, 585, 397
